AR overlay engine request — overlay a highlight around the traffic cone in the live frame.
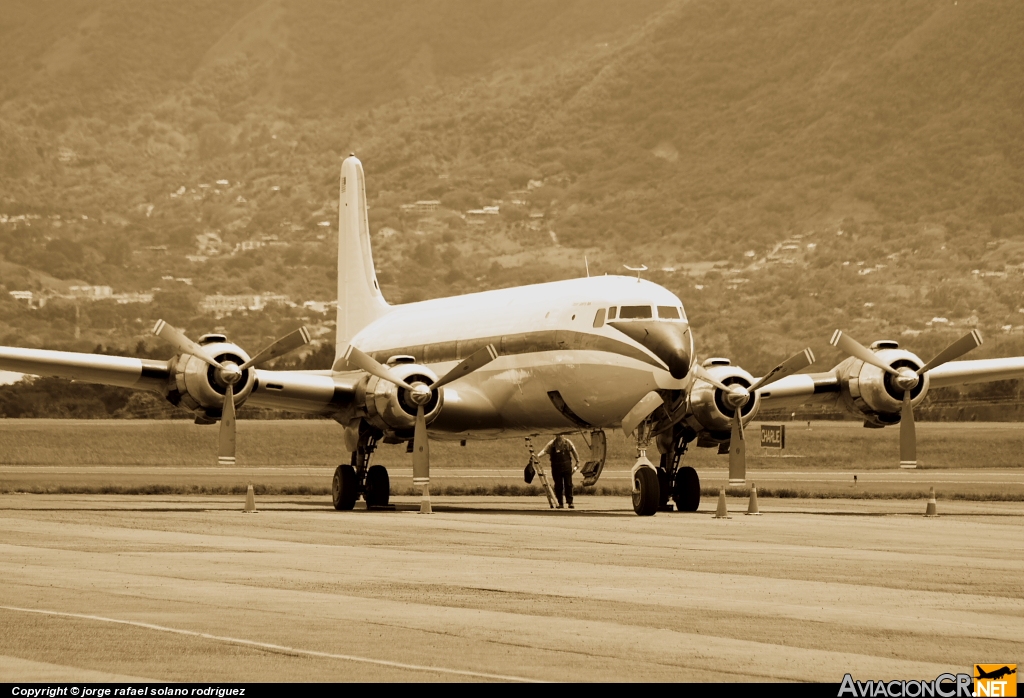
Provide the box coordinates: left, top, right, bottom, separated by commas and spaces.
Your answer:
713, 487, 731, 519
924, 487, 938, 517
243, 484, 256, 513
746, 483, 761, 515
419, 484, 433, 514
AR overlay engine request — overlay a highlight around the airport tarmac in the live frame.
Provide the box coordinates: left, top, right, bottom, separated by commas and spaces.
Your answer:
0, 493, 1021, 682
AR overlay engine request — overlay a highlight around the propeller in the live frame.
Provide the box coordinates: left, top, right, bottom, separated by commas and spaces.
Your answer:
337, 343, 500, 513
829, 329, 983, 467
153, 319, 224, 369
152, 320, 311, 465
692, 348, 816, 486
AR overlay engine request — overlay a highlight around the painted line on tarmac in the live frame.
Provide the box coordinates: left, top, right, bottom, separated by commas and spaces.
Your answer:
0, 605, 544, 683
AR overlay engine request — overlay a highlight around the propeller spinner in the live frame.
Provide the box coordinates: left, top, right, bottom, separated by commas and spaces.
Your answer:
830, 329, 982, 468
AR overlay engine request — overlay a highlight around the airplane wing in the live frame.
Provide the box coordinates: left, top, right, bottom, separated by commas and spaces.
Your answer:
754, 356, 1024, 410
0, 346, 172, 391
246, 368, 360, 415
926, 356, 1024, 387
0, 345, 360, 416
754, 370, 841, 408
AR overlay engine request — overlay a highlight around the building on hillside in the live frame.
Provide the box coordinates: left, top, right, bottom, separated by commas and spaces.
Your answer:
200, 293, 293, 317
9, 291, 47, 309
195, 232, 225, 256
303, 300, 333, 314
67, 285, 113, 300
234, 239, 266, 254
112, 292, 154, 304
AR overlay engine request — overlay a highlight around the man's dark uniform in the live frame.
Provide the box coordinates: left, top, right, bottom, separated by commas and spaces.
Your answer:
546, 436, 576, 508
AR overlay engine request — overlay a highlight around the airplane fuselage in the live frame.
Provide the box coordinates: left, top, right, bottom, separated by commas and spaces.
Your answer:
349, 274, 692, 438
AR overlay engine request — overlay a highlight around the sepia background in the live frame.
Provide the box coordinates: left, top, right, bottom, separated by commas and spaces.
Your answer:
1, 0, 1023, 418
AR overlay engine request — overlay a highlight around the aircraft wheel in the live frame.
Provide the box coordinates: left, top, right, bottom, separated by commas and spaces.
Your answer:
365, 464, 390, 508
332, 464, 357, 511
673, 466, 700, 512
632, 467, 660, 516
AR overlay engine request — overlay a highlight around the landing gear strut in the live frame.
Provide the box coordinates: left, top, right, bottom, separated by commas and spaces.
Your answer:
631, 420, 660, 516
333, 423, 390, 510
656, 426, 700, 512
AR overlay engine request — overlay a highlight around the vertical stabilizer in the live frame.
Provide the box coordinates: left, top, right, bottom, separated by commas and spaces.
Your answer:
336, 155, 389, 353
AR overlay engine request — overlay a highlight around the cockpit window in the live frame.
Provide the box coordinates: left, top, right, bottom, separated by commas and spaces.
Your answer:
619, 305, 653, 319
593, 308, 606, 328
657, 306, 680, 319
607, 306, 617, 320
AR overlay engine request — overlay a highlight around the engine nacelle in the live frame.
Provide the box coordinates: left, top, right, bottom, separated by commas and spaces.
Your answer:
361, 362, 444, 433
171, 336, 256, 417
836, 342, 928, 427
685, 359, 759, 439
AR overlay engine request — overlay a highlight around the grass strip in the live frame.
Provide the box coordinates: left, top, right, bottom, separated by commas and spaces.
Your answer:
1, 483, 1022, 501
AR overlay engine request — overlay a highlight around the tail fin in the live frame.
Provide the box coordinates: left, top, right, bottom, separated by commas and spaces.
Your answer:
335, 155, 389, 354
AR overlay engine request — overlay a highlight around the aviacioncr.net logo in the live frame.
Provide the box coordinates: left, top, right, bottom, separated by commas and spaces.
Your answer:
839, 673, 973, 698
974, 665, 1017, 698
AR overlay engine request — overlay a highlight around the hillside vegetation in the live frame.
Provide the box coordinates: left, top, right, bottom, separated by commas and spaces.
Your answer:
1, 0, 1023, 390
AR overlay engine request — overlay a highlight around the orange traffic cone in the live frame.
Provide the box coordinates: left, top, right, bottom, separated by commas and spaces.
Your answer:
419, 484, 433, 514
924, 487, 938, 517
243, 483, 257, 513
713, 487, 731, 519
746, 483, 761, 516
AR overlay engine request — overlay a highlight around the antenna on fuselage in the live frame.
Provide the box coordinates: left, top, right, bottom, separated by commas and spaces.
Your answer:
623, 264, 648, 281
585, 256, 590, 277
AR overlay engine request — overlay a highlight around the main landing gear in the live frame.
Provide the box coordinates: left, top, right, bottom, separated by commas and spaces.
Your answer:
333, 425, 391, 510
659, 426, 701, 512
631, 422, 701, 516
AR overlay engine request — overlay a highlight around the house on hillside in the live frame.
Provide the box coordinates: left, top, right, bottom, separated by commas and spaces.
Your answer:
401, 200, 440, 212
200, 293, 293, 317
9, 291, 47, 309
67, 285, 113, 300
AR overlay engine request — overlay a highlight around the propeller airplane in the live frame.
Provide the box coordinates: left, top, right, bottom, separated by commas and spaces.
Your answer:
3, 155, 1024, 515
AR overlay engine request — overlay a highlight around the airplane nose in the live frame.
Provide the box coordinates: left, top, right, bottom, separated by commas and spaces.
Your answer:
609, 321, 692, 380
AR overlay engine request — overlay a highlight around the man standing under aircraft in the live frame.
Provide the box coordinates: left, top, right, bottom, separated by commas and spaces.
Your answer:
538, 434, 579, 509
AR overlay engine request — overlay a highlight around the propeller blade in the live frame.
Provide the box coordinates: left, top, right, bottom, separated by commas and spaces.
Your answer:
239, 327, 311, 370
333, 344, 415, 391
899, 389, 917, 468
218, 383, 236, 466
728, 409, 746, 486
153, 319, 223, 369
431, 344, 499, 390
749, 348, 816, 392
830, 330, 899, 376
917, 329, 983, 375
691, 363, 732, 392
412, 404, 429, 485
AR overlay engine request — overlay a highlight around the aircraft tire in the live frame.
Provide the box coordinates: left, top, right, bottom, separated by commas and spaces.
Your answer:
365, 464, 390, 508
632, 466, 659, 516
673, 466, 700, 512
332, 464, 357, 511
